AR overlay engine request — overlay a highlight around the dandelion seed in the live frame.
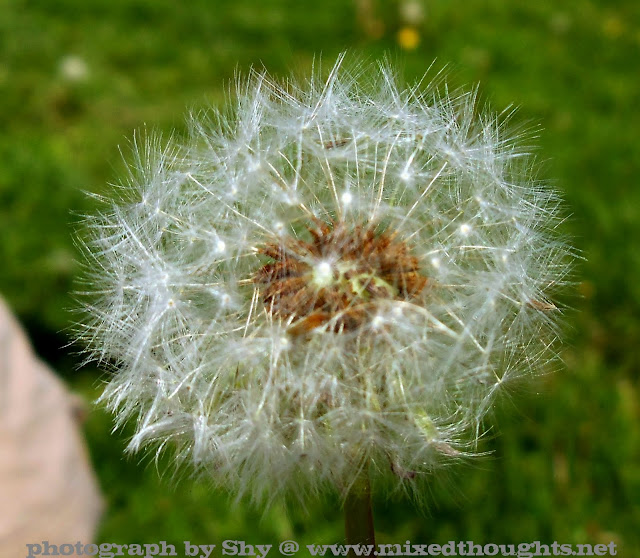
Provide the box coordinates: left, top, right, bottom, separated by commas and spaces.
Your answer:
341, 191, 354, 206
459, 223, 472, 236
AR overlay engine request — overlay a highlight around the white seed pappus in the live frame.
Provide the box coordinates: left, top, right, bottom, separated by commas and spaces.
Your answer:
77, 54, 573, 507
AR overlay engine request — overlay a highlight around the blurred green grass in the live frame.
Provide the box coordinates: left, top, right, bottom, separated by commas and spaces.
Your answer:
1, 0, 639, 551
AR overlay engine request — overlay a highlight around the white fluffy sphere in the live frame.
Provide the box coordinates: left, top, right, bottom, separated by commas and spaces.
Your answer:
78, 54, 572, 506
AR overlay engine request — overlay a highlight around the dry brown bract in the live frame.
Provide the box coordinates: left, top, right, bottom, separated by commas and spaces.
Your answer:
254, 220, 428, 334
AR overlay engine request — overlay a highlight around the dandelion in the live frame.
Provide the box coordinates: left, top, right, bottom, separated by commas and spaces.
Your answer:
397, 27, 421, 50
77, 54, 572, 541
59, 55, 89, 82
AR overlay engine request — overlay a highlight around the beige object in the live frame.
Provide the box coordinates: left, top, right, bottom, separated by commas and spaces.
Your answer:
0, 297, 103, 556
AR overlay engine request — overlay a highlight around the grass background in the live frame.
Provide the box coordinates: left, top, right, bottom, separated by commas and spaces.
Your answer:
1, 0, 639, 552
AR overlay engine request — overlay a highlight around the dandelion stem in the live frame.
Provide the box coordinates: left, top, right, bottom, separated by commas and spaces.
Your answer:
344, 471, 376, 557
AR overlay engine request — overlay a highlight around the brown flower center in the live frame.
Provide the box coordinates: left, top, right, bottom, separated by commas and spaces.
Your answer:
254, 220, 428, 334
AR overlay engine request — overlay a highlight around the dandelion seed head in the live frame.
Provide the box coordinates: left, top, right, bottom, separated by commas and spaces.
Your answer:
77, 54, 573, 507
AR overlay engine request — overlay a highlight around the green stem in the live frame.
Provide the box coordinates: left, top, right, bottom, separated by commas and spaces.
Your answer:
344, 472, 376, 557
